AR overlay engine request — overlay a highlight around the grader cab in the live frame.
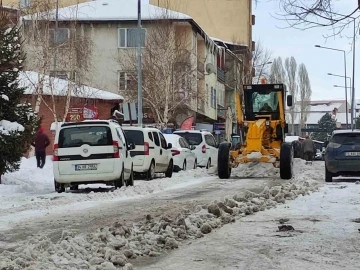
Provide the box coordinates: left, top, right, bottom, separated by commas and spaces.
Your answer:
218, 83, 293, 180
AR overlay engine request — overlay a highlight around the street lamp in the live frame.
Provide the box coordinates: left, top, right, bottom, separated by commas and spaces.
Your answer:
315, 45, 348, 126
256, 61, 273, 83
328, 73, 351, 127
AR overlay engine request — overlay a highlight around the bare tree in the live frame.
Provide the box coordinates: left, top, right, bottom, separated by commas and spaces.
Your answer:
269, 56, 285, 83
284, 56, 298, 134
275, 0, 359, 35
252, 39, 272, 83
119, 11, 197, 127
298, 63, 312, 135
21, 0, 92, 122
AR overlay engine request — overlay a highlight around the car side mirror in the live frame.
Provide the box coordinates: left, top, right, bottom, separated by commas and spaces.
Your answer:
287, 95, 293, 107
167, 143, 172, 149
190, 145, 196, 150
128, 142, 135, 150
323, 141, 329, 148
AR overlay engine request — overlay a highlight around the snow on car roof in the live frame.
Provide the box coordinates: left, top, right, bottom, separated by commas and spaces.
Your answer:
333, 129, 360, 134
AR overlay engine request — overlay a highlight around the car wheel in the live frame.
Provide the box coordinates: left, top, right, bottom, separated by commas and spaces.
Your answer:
193, 159, 197, 169
325, 166, 333, 182
127, 166, 134, 186
54, 179, 65, 193
115, 170, 125, 189
147, 161, 155, 181
206, 158, 211, 169
182, 160, 187, 171
165, 160, 174, 178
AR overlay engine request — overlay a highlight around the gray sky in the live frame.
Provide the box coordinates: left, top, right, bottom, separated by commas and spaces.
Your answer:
253, 0, 359, 101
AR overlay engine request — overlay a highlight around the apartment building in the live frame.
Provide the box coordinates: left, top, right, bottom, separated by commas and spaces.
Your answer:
21, 0, 234, 127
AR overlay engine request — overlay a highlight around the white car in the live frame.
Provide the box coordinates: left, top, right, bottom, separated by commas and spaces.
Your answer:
53, 120, 135, 193
163, 134, 197, 172
122, 126, 174, 180
173, 130, 218, 168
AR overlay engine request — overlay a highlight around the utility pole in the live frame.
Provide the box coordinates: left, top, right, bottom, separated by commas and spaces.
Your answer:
137, 0, 143, 127
53, 0, 59, 78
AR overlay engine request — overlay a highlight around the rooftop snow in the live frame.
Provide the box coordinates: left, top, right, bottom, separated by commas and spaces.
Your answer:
210, 36, 248, 47
18, 71, 123, 101
293, 112, 351, 125
22, 0, 191, 22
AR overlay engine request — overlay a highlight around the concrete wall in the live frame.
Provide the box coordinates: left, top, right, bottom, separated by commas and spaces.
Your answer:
150, 0, 252, 48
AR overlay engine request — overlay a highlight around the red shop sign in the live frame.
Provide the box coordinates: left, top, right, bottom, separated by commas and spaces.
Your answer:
66, 105, 99, 122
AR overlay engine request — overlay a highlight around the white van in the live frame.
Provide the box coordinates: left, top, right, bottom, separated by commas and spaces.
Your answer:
53, 120, 135, 193
122, 126, 174, 180
173, 130, 218, 168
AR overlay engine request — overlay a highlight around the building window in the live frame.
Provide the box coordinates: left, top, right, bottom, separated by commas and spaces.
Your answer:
49, 28, 70, 46
118, 28, 146, 48
20, 0, 31, 8
211, 87, 216, 108
118, 71, 138, 91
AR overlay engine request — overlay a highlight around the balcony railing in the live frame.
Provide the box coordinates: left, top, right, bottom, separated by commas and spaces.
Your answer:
217, 67, 225, 83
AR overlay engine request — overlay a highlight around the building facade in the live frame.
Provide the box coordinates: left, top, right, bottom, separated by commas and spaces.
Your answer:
21, 0, 232, 128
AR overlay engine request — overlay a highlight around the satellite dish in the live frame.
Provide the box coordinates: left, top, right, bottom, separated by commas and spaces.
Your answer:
206, 63, 216, 74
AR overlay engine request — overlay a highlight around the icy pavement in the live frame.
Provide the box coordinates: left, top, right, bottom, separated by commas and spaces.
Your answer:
139, 182, 360, 270
0, 158, 326, 270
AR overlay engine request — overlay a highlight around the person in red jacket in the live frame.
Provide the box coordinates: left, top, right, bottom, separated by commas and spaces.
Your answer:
32, 126, 50, 168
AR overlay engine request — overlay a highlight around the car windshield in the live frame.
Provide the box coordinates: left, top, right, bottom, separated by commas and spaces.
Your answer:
331, 133, 360, 145
58, 126, 112, 148
175, 132, 202, 145
123, 130, 144, 145
252, 91, 279, 113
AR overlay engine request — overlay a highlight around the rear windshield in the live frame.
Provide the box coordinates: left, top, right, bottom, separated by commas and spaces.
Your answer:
331, 133, 360, 145
123, 130, 144, 145
59, 126, 112, 148
175, 132, 202, 145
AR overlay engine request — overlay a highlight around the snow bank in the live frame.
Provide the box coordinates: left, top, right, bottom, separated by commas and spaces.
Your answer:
0, 120, 25, 135
0, 175, 321, 269
0, 157, 215, 220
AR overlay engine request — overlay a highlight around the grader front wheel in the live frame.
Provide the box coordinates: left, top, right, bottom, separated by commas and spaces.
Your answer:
218, 142, 232, 179
280, 143, 293, 179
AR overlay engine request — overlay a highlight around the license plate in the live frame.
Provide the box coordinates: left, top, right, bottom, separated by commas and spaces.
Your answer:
75, 164, 98, 171
345, 152, 360, 156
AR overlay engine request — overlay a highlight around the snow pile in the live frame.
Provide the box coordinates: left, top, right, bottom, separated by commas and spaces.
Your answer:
0, 180, 320, 270
0, 120, 24, 135
1, 94, 9, 101
0, 158, 214, 218
0, 157, 54, 195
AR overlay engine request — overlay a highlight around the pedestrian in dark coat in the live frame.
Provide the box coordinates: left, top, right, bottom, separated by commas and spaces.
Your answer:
302, 135, 314, 162
32, 126, 50, 168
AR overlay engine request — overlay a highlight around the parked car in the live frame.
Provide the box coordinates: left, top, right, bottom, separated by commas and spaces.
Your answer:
173, 130, 218, 168
122, 126, 174, 180
324, 129, 360, 182
53, 120, 135, 193
163, 134, 197, 172
314, 149, 322, 160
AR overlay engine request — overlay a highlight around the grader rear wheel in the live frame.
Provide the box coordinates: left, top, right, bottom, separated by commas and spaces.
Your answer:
280, 143, 293, 179
218, 142, 232, 179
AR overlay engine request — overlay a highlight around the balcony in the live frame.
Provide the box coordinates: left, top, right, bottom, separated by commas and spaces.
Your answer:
217, 104, 226, 119
225, 70, 236, 90
217, 67, 225, 83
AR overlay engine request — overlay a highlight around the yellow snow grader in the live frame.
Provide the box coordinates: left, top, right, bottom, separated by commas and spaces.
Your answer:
218, 83, 294, 180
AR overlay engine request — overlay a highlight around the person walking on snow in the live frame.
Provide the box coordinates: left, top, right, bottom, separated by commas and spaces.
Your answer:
302, 135, 314, 163
32, 126, 50, 168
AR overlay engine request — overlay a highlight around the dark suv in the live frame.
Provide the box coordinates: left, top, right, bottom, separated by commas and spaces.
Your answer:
324, 130, 360, 182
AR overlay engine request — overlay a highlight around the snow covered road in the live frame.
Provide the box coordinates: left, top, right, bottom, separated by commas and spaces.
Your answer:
0, 157, 329, 269
138, 182, 360, 270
